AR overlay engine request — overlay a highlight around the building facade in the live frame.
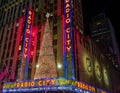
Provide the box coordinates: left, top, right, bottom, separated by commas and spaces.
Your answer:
90, 14, 120, 69
0, 0, 119, 93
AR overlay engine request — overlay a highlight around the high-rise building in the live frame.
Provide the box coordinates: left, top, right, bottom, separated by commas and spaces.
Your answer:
0, 0, 119, 93
90, 14, 120, 69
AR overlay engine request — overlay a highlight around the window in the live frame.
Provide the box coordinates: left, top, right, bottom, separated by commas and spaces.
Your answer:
53, 30, 57, 35
53, 26, 57, 35
53, 18, 57, 24
53, 40, 57, 46
53, 48, 57, 60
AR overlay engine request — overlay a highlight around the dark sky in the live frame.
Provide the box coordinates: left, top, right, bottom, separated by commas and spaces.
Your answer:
82, 0, 120, 51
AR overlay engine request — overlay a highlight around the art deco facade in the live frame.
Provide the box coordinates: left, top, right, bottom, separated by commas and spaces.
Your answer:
0, 0, 120, 93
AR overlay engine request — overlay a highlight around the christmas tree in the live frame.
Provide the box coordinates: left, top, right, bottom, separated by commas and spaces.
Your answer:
34, 15, 57, 79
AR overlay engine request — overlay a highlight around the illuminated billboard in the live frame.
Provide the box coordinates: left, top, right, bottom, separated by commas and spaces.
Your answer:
20, 8, 34, 80
63, 0, 75, 79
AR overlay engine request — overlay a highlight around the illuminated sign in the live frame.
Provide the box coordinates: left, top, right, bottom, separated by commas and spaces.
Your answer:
23, 9, 33, 59
103, 68, 109, 86
65, 0, 71, 54
63, 0, 75, 79
86, 57, 92, 72
95, 63, 102, 80
20, 8, 34, 80
3, 78, 98, 93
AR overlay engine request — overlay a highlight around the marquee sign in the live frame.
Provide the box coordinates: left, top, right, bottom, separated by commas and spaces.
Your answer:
3, 78, 108, 93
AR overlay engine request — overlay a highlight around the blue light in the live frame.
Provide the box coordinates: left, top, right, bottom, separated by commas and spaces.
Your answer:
63, 0, 75, 80
70, 0, 75, 80
20, 10, 28, 80
63, 0, 67, 79
20, 9, 33, 80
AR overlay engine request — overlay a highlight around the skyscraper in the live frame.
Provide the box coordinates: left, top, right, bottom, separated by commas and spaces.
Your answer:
90, 13, 120, 69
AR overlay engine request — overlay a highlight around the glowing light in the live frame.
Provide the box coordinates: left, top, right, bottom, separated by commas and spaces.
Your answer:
34, 19, 57, 79
103, 68, 109, 86
23, 9, 33, 59
36, 64, 39, 68
19, 45, 21, 50
82, 52, 93, 77
32, 32, 35, 36
20, 8, 34, 80
57, 63, 62, 69
3, 78, 104, 93
95, 61, 102, 81
86, 57, 92, 72
31, 51, 34, 55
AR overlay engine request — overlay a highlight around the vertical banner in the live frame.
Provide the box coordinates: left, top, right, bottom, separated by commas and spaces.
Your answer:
63, 0, 75, 79
20, 8, 34, 80
11, 16, 25, 80
31, 25, 38, 79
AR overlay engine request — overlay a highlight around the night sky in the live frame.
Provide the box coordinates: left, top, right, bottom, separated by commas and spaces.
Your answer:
82, 0, 120, 51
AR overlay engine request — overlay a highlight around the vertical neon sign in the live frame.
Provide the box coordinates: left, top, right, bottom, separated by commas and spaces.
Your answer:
63, 0, 75, 79
20, 8, 34, 80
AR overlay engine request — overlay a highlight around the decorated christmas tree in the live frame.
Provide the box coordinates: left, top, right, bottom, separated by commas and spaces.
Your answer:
34, 15, 57, 79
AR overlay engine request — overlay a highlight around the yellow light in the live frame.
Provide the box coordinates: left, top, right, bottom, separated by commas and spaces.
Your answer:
15, 2, 18, 5
82, 51, 93, 76
19, 45, 21, 50
20, 0, 23, 2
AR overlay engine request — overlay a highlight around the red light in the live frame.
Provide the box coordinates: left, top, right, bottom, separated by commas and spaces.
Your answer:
32, 32, 35, 36
32, 41, 34, 45
31, 51, 34, 55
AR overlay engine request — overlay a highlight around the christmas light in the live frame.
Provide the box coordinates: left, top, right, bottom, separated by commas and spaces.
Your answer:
34, 18, 57, 79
